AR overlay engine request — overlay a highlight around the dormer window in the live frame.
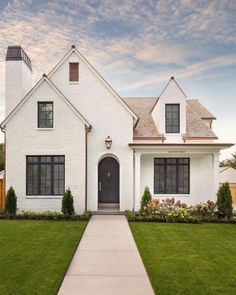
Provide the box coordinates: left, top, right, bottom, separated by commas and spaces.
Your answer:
165, 104, 180, 133
69, 62, 79, 81
38, 102, 53, 128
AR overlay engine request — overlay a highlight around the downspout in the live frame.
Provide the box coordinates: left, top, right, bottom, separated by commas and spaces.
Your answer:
85, 125, 92, 211
0, 126, 6, 211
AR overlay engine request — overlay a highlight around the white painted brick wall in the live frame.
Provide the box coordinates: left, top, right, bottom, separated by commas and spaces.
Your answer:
6, 80, 86, 213
152, 79, 186, 142
50, 51, 134, 211
5, 50, 134, 213
5, 60, 32, 117
140, 151, 220, 205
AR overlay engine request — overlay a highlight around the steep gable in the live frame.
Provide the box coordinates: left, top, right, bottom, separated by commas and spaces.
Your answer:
47, 46, 138, 124
1, 75, 91, 129
151, 77, 187, 136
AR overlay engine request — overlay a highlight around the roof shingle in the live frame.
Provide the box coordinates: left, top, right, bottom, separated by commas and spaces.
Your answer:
123, 97, 217, 140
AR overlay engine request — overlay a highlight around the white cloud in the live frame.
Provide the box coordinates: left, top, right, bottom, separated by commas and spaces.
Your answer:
123, 54, 236, 91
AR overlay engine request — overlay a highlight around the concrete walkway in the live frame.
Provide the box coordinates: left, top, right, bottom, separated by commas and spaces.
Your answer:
58, 215, 154, 295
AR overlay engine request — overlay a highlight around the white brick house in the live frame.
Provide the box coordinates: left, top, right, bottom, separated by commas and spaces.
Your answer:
1, 45, 233, 213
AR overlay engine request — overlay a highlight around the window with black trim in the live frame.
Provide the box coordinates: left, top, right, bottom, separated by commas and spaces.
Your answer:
69, 62, 79, 81
26, 156, 65, 195
38, 102, 53, 128
165, 104, 180, 133
154, 158, 189, 194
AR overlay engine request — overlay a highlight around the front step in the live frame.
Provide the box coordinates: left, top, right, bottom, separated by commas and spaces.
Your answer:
91, 211, 125, 215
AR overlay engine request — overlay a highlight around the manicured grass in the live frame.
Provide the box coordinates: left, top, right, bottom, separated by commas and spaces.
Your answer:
0, 220, 87, 295
130, 223, 236, 295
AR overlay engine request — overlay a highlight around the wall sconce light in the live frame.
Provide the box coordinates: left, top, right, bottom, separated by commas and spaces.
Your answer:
105, 136, 112, 149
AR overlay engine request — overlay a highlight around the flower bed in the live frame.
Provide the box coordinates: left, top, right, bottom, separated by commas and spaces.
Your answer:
125, 197, 236, 224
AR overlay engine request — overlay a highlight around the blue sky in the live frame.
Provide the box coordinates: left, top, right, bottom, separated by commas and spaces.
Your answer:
0, 0, 235, 159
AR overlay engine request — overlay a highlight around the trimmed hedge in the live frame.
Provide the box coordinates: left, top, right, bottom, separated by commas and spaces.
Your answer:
0, 210, 91, 221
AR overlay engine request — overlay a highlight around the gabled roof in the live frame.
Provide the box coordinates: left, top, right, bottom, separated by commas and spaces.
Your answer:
1, 75, 91, 129
123, 97, 217, 140
123, 97, 164, 139
159, 76, 187, 98
150, 76, 186, 112
187, 99, 216, 120
48, 45, 138, 123
184, 102, 217, 139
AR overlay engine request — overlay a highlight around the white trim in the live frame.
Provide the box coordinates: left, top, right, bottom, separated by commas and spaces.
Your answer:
37, 128, 54, 131
47, 46, 138, 122
154, 194, 190, 198
26, 196, 63, 199
1, 75, 91, 129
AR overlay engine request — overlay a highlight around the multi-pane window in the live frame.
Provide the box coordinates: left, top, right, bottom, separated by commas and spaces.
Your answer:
69, 63, 79, 81
38, 102, 53, 128
165, 104, 180, 133
154, 158, 189, 194
26, 156, 65, 195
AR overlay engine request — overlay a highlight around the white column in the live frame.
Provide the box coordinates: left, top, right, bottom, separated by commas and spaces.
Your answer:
212, 152, 220, 199
134, 153, 141, 211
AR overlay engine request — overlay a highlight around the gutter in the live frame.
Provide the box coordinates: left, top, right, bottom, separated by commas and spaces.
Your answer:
129, 142, 234, 148
85, 125, 92, 211
0, 126, 6, 211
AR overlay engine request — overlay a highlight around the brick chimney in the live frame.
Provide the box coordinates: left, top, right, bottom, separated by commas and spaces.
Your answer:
5, 46, 32, 116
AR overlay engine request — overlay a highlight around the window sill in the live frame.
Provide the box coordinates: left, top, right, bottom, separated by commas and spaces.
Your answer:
69, 81, 79, 84
26, 196, 63, 199
154, 194, 190, 197
37, 128, 54, 131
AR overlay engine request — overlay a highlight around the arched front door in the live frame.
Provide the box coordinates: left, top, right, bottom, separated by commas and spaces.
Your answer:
98, 157, 119, 203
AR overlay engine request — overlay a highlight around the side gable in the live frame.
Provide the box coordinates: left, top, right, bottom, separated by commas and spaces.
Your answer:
151, 77, 187, 136
1, 75, 91, 129
47, 45, 138, 124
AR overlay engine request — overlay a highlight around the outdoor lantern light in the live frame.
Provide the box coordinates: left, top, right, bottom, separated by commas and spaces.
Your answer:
105, 136, 112, 149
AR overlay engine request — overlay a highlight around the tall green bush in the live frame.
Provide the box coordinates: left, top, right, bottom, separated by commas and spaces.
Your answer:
140, 186, 152, 211
61, 188, 75, 215
217, 182, 233, 218
5, 186, 17, 216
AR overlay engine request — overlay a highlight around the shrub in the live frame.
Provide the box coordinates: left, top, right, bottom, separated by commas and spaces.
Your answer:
189, 200, 216, 217
166, 207, 191, 223
125, 210, 136, 221
140, 186, 152, 211
217, 182, 233, 219
61, 188, 75, 215
4, 186, 17, 216
82, 210, 92, 220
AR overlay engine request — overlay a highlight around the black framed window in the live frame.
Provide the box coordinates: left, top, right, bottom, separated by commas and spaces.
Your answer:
165, 104, 180, 133
154, 158, 189, 194
26, 156, 65, 195
38, 102, 53, 128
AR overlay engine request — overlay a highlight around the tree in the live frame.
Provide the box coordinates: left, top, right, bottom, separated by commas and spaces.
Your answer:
140, 186, 152, 211
220, 152, 236, 169
217, 182, 233, 219
61, 188, 75, 215
5, 186, 17, 216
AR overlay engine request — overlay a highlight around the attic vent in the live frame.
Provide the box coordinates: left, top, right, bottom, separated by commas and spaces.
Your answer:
6, 46, 32, 70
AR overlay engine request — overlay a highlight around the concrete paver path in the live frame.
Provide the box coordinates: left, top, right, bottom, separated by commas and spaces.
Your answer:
58, 215, 154, 295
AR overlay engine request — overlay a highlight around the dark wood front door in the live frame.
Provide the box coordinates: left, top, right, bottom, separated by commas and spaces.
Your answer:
98, 157, 119, 203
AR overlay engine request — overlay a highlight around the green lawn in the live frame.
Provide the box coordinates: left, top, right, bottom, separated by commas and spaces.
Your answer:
0, 220, 87, 295
130, 223, 236, 295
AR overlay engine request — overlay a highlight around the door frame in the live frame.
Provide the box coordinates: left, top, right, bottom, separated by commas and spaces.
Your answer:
97, 154, 120, 205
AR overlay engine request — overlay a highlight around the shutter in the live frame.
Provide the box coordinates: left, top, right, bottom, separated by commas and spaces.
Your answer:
69, 63, 79, 81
